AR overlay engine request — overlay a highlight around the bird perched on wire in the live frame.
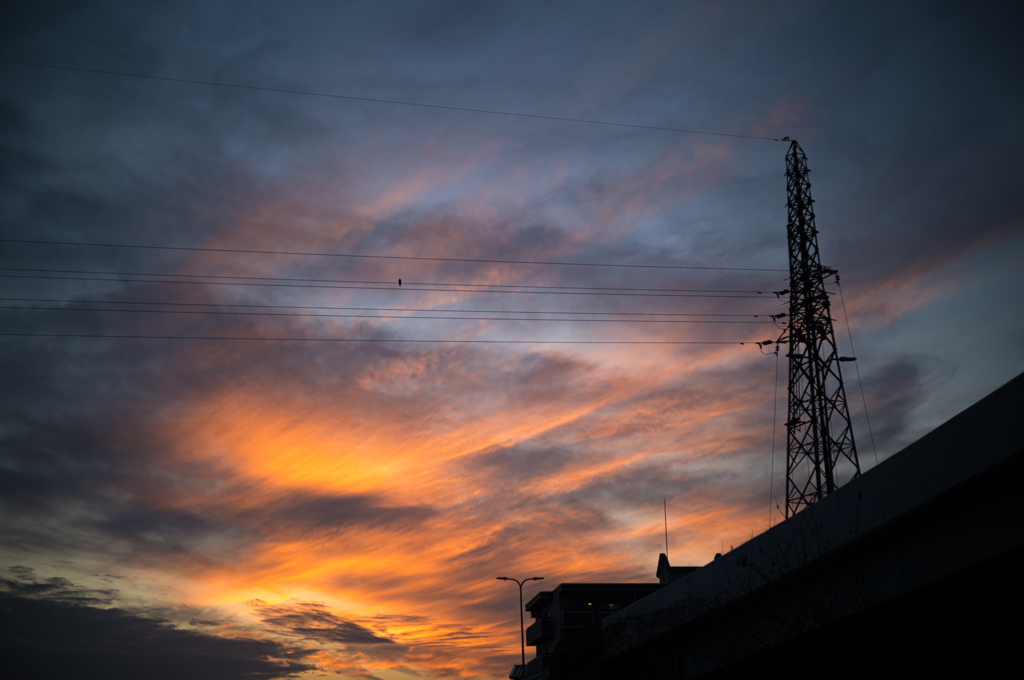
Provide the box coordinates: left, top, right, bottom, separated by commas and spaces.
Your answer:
398, 278, 402, 286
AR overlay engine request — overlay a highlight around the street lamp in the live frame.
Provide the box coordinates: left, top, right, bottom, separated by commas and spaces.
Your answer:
496, 576, 544, 670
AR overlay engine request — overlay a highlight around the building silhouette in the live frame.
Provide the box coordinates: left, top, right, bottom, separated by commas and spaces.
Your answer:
515, 372, 1024, 679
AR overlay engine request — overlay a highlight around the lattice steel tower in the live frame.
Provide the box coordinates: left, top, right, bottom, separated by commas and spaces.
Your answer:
784, 140, 860, 518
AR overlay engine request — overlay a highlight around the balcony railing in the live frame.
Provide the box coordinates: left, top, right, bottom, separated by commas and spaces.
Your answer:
525, 616, 552, 645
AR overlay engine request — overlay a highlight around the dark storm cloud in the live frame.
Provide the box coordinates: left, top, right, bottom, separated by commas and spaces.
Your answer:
250, 599, 393, 645
2, 566, 118, 606
0, 595, 316, 680
0, 569, 317, 679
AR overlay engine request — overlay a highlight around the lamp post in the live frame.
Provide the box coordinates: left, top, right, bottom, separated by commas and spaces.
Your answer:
496, 576, 544, 669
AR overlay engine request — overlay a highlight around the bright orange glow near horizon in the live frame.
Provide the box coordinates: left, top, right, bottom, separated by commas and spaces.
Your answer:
4, 4, 1023, 679
33, 270, 788, 677
6, 157, 1017, 677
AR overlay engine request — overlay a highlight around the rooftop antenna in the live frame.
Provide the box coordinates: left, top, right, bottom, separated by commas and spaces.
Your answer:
663, 497, 669, 556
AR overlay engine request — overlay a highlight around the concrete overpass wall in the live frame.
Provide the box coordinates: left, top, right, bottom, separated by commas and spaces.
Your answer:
588, 372, 1024, 678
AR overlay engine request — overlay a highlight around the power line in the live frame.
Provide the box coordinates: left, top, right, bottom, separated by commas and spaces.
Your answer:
0, 297, 770, 317
0, 267, 773, 294
0, 332, 766, 345
0, 273, 779, 299
768, 350, 780, 529
1, 305, 776, 324
837, 281, 879, 467
0, 59, 783, 142
0, 238, 788, 272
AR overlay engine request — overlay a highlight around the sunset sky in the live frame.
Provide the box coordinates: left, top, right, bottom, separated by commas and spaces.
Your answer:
2, 2, 1022, 679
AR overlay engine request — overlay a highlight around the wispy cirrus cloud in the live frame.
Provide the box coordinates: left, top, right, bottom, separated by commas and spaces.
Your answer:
2, 2, 1022, 679
250, 599, 394, 645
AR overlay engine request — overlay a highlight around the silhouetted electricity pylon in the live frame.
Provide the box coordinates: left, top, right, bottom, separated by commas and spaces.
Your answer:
782, 139, 860, 518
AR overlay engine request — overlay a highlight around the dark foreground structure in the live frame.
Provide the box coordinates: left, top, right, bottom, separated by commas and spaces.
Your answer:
527, 372, 1024, 679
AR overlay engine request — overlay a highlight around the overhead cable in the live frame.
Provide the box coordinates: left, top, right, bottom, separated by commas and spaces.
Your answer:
0, 332, 770, 346
0, 297, 770, 317
0, 238, 788, 272
1, 305, 775, 324
0, 273, 779, 298
0, 267, 771, 295
0, 59, 783, 142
